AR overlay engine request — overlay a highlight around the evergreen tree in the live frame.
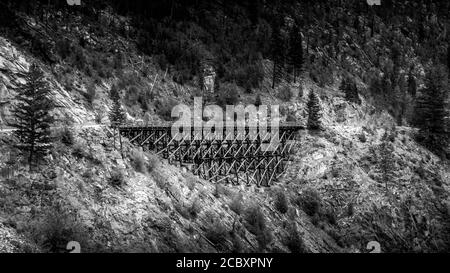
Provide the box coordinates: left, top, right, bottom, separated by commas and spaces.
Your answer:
271, 22, 285, 89
109, 87, 126, 126
307, 90, 322, 130
288, 22, 303, 83
11, 63, 54, 169
413, 65, 449, 154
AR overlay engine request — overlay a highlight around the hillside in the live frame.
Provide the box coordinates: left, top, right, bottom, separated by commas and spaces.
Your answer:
0, 0, 450, 253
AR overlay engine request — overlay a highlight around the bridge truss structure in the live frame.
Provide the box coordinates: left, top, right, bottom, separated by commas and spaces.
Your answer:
118, 124, 302, 187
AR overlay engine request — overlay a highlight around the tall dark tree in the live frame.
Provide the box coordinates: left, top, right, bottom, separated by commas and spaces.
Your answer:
11, 63, 54, 169
413, 65, 449, 154
307, 90, 322, 130
271, 22, 285, 89
109, 87, 126, 126
288, 22, 304, 83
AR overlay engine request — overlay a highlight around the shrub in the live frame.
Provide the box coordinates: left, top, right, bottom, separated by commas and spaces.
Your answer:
358, 132, 367, 143
244, 206, 266, 235
214, 183, 231, 198
229, 194, 244, 215
256, 228, 273, 251
278, 85, 293, 102
113, 52, 124, 70
72, 45, 87, 71
244, 206, 272, 250
205, 220, 229, 251
146, 153, 159, 173
174, 202, 191, 220
130, 149, 146, 173
274, 190, 289, 214
217, 82, 240, 107
286, 112, 297, 122
323, 208, 337, 225
187, 198, 202, 219
156, 98, 179, 121
296, 188, 322, 217
95, 112, 103, 124
109, 170, 125, 187
72, 143, 87, 159
60, 127, 75, 147
28, 204, 89, 253
55, 39, 72, 60
347, 203, 355, 217
153, 172, 167, 190
231, 234, 244, 253
85, 82, 96, 105
185, 175, 196, 191
284, 224, 307, 253
124, 85, 140, 106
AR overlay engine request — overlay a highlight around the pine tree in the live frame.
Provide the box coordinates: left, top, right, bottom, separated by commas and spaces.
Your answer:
413, 65, 449, 154
271, 22, 285, 89
109, 87, 126, 126
307, 90, 322, 130
11, 63, 54, 169
288, 23, 303, 83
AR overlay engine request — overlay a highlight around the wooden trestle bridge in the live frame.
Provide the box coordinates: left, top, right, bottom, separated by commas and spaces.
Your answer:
118, 124, 303, 187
